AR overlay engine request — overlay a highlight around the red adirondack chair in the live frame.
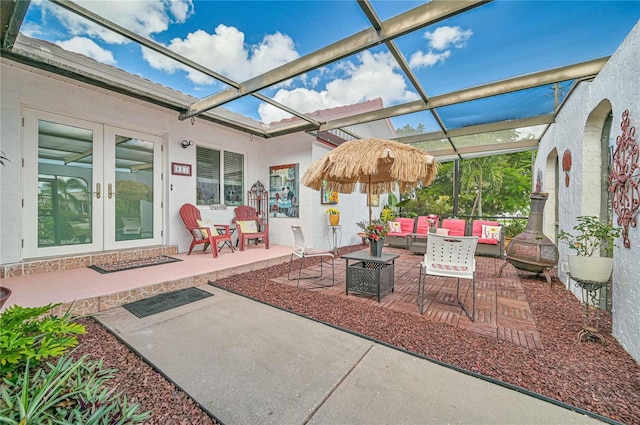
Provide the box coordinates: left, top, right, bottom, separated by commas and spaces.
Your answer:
179, 204, 234, 258
232, 205, 269, 251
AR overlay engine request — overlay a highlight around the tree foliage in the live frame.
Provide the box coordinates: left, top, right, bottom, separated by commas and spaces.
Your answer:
395, 124, 534, 218
399, 151, 532, 218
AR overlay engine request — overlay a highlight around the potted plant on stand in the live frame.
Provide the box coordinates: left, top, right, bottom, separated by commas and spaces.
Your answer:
326, 207, 340, 226
558, 216, 621, 282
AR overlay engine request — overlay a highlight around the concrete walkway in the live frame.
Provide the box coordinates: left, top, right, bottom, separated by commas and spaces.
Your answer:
96, 285, 602, 425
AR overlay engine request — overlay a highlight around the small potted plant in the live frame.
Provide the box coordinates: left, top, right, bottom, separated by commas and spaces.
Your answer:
326, 207, 340, 226
558, 215, 621, 282
356, 220, 390, 256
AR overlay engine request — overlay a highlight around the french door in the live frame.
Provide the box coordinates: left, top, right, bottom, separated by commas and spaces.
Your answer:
23, 109, 163, 258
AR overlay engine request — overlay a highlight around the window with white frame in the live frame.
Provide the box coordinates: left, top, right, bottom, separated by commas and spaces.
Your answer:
196, 146, 244, 206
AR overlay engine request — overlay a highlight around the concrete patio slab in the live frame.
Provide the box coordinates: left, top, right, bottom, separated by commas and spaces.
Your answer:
96, 285, 602, 425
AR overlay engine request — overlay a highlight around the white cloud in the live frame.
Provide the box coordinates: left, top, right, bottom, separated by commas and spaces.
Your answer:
143, 24, 300, 85
41, 0, 193, 44
258, 51, 419, 124
56, 36, 116, 64
168, 0, 194, 23
424, 26, 473, 51
77, 0, 193, 37
409, 25, 472, 70
408, 50, 450, 68
250, 32, 300, 77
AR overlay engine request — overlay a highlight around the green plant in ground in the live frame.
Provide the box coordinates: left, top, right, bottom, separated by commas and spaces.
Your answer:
502, 219, 527, 238
557, 215, 621, 257
0, 354, 151, 424
0, 304, 85, 379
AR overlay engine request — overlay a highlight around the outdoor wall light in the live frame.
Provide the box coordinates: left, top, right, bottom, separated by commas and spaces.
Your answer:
181, 140, 194, 149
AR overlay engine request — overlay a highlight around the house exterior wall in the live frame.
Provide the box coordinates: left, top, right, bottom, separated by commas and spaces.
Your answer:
0, 60, 317, 262
0, 58, 389, 266
534, 23, 640, 362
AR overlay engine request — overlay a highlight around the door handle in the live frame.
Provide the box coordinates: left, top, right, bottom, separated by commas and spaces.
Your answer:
91, 182, 101, 199
108, 183, 117, 199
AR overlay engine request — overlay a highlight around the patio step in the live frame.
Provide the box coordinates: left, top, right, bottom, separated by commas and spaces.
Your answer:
0, 245, 178, 278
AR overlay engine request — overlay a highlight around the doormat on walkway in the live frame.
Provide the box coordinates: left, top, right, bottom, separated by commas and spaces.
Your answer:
89, 255, 182, 274
123, 287, 213, 318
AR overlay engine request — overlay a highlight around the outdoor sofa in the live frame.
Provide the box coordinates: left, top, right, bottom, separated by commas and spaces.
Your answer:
385, 217, 416, 249
407, 217, 505, 259
468, 219, 505, 259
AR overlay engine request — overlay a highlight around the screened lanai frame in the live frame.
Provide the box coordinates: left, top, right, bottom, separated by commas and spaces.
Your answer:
1, 0, 638, 161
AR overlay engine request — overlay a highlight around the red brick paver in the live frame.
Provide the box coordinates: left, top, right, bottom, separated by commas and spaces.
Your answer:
276, 247, 544, 350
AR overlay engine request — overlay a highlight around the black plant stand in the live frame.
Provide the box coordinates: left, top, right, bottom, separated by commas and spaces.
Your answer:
569, 274, 609, 344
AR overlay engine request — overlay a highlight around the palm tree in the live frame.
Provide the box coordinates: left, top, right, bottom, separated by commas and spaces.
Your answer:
460, 155, 507, 218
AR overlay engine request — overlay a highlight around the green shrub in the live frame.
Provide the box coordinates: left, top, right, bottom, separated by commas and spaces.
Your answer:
0, 354, 151, 424
502, 219, 527, 238
558, 215, 621, 256
0, 304, 85, 379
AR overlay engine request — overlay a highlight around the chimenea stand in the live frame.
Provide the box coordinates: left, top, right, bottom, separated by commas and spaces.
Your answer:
496, 193, 559, 286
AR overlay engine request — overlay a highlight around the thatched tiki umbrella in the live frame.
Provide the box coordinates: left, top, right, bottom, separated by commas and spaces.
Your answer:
302, 138, 438, 223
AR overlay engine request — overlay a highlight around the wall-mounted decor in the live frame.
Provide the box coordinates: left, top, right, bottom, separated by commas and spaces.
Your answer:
562, 149, 572, 187
171, 162, 191, 176
321, 181, 339, 205
608, 109, 639, 249
269, 164, 299, 218
367, 194, 380, 207
248, 181, 269, 222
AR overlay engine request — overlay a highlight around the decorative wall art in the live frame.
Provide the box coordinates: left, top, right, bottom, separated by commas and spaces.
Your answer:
608, 109, 639, 249
562, 149, 572, 187
367, 194, 380, 207
320, 181, 339, 205
269, 164, 299, 218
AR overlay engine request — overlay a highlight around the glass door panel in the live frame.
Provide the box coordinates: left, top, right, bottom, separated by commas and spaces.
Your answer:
24, 110, 163, 257
23, 109, 104, 257
104, 127, 162, 250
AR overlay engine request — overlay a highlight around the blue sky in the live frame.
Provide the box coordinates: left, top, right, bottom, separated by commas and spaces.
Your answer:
21, 0, 640, 129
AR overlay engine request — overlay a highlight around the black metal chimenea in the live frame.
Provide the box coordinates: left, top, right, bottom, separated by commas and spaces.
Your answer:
496, 192, 559, 285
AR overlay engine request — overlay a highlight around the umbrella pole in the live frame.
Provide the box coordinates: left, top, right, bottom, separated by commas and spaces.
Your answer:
368, 175, 372, 224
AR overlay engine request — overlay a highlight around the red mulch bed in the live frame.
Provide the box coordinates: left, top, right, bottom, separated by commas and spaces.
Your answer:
76, 246, 639, 424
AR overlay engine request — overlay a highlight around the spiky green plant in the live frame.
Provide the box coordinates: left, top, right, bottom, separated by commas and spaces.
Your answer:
0, 304, 85, 379
0, 354, 151, 424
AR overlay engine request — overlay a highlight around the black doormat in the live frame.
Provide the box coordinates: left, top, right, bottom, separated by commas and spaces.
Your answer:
122, 287, 213, 318
89, 255, 182, 274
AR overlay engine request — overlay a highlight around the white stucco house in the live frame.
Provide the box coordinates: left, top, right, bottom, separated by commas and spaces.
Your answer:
534, 23, 640, 362
1, 19, 638, 365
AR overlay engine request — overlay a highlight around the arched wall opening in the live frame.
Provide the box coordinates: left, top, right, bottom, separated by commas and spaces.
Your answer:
581, 99, 615, 310
582, 100, 613, 218
544, 148, 558, 243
